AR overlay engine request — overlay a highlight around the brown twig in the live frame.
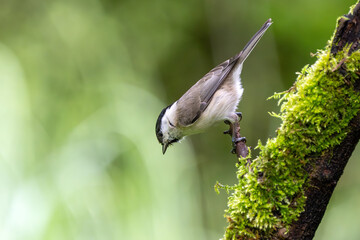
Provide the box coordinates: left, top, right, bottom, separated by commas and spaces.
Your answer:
224, 117, 249, 160
232, 121, 249, 159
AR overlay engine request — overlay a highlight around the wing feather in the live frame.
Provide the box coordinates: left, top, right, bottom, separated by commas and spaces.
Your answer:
176, 56, 238, 126
176, 19, 272, 127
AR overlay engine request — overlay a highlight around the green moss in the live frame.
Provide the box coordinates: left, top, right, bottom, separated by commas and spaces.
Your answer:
220, 45, 360, 239
349, 2, 358, 15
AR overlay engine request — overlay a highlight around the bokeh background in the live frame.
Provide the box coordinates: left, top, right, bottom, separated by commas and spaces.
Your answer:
0, 0, 359, 239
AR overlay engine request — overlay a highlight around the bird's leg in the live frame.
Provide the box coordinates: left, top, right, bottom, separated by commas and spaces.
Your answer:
232, 114, 246, 144
224, 112, 241, 136
236, 112, 242, 121
223, 112, 249, 159
224, 112, 243, 139
223, 120, 233, 135
233, 137, 246, 144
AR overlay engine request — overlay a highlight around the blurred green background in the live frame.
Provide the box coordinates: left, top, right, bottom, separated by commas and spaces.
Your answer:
0, 0, 359, 239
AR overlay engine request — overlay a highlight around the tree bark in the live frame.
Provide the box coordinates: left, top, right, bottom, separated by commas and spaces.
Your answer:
222, 2, 360, 240
285, 3, 360, 239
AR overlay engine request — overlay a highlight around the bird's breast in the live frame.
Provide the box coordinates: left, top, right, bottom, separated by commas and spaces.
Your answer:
184, 78, 243, 135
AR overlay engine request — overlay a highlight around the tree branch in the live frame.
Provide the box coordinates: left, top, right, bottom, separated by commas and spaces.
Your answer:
221, 2, 360, 239
287, 3, 360, 239
224, 117, 249, 159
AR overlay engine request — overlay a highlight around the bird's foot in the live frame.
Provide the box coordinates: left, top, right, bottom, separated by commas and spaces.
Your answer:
224, 120, 233, 135
224, 120, 231, 125
236, 112, 242, 121
233, 137, 246, 144
223, 129, 231, 135
224, 113, 247, 157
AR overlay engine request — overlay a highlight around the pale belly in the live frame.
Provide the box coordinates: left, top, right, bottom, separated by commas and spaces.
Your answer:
183, 77, 243, 136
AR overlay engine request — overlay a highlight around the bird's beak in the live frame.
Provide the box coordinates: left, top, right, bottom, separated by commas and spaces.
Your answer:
162, 143, 169, 154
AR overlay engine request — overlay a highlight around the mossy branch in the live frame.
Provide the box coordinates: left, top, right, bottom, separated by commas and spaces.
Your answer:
220, 2, 360, 239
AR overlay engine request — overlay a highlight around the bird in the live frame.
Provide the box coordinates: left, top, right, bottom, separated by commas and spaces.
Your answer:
155, 19, 272, 154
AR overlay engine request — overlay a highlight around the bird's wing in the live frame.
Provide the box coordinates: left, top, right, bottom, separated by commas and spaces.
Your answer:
176, 56, 239, 127
175, 18, 272, 127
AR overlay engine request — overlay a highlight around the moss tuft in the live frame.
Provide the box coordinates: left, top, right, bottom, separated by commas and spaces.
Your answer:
220, 46, 360, 239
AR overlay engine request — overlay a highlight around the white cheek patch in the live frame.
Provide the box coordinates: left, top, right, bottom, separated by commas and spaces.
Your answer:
161, 103, 179, 140
161, 114, 171, 139
165, 102, 177, 124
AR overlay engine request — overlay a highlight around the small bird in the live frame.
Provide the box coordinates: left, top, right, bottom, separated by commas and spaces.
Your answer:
156, 19, 272, 154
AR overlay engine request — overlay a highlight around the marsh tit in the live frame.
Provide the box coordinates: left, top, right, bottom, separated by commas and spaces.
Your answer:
156, 19, 272, 154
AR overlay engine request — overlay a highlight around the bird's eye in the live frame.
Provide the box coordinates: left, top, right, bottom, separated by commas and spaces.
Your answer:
169, 121, 175, 127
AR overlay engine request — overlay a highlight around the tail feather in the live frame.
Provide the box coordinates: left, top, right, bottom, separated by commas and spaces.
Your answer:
237, 18, 272, 63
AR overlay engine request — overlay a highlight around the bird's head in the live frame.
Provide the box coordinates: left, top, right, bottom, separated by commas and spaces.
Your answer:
155, 104, 183, 154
